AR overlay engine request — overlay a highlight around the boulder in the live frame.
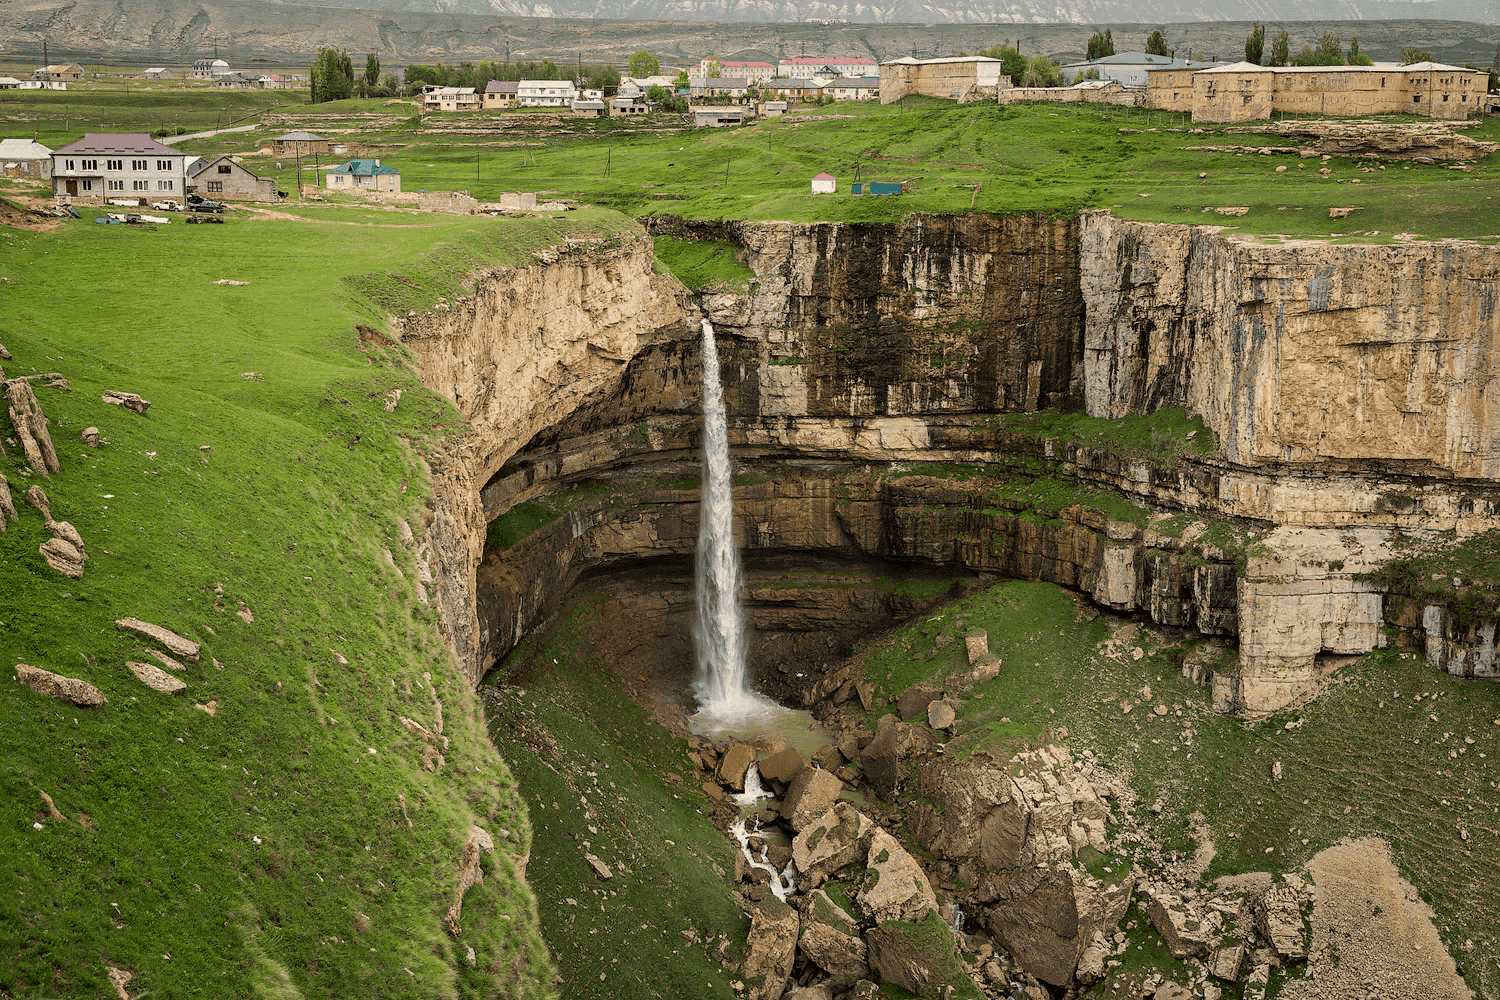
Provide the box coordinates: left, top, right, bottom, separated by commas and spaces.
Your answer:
1144, 884, 1213, 959
115, 618, 201, 662
926, 699, 956, 731
758, 746, 805, 787
792, 803, 875, 887
861, 713, 933, 801
127, 661, 186, 695
0, 473, 15, 529
856, 830, 937, 925
863, 914, 970, 998
1208, 942, 1245, 981
39, 537, 85, 578
1256, 882, 1308, 961
896, 684, 943, 721
6, 379, 59, 477
14, 664, 106, 706
742, 898, 798, 1000
964, 632, 989, 663
81, 426, 100, 448
800, 917, 868, 979
983, 866, 1133, 988
101, 390, 150, 415
717, 743, 755, 791
781, 768, 843, 832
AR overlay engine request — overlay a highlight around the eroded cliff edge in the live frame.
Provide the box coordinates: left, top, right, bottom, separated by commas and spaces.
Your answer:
402, 212, 1500, 713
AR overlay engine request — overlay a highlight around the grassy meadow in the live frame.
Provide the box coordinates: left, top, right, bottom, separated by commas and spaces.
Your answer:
6, 86, 1500, 237
0, 203, 651, 998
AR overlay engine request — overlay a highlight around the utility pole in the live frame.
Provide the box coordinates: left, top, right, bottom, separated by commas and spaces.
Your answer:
476, 148, 480, 184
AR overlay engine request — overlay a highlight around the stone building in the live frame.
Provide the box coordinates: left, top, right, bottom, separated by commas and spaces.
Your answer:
188, 155, 279, 202
878, 56, 1009, 104
1148, 60, 1487, 123
51, 133, 187, 201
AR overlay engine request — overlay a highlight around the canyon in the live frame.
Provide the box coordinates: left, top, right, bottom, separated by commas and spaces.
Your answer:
398, 210, 1500, 718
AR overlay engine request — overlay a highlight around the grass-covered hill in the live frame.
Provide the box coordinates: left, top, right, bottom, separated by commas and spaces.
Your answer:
0, 202, 641, 998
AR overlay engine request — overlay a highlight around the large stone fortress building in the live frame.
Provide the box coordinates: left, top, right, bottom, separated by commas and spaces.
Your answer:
1148, 61, 1486, 123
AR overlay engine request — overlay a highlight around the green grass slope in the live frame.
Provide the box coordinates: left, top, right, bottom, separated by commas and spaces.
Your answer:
0, 203, 638, 998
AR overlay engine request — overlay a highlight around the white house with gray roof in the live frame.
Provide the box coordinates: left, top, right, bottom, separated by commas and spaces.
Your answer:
51, 133, 187, 201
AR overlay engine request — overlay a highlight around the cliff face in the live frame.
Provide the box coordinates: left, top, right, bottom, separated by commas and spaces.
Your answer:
397, 233, 696, 685
1083, 213, 1500, 480
415, 213, 1500, 714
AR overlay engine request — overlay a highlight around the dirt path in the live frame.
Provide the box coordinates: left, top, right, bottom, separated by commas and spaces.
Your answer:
239, 205, 446, 228
1281, 837, 1471, 1000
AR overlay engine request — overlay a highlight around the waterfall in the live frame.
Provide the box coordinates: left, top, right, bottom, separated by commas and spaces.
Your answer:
692, 318, 773, 721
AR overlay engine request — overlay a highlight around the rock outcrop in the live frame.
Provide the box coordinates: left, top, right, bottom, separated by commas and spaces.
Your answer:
14, 664, 106, 706
115, 619, 201, 663
742, 898, 798, 1000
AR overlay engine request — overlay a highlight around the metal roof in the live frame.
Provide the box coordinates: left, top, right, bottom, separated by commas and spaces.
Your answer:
53, 133, 182, 156
326, 159, 400, 176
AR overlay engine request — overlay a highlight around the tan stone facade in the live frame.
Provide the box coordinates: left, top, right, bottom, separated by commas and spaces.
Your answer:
879, 57, 1009, 104
1148, 61, 1487, 123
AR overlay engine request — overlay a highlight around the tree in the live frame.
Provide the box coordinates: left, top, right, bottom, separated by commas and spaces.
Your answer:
979, 44, 1027, 83
1401, 47, 1435, 65
1086, 29, 1114, 60
1270, 29, 1291, 67
1145, 30, 1169, 57
582, 64, 621, 90
1245, 22, 1265, 65
365, 53, 380, 91
1347, 38, 1373, 66
629, 50, 660, 78
1291, 32, 1344, 66
1021, 54, 1063, 87
646, 83, 667, 102
310, 47, 354, 104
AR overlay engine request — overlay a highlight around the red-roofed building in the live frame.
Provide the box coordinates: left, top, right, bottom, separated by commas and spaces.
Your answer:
694, 58, 776, 83
811, 172, 836, 194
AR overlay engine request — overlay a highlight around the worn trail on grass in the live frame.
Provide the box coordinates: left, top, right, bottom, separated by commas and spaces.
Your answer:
242, 205, 447, 227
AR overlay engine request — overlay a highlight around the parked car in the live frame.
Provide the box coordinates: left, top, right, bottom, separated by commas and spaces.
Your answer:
187, 200, 225, 214
151, 199, 181, 212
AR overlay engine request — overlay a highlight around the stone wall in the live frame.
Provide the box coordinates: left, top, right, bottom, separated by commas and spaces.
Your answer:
997, 84, 1142, 107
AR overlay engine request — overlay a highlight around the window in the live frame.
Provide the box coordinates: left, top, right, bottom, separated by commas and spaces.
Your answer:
133, 180, 148, 190
65, 159, 75, 170
81, 159, 97, 170
206, 181, 223, 192
132, 159, 147, 170
1415, 94, 1422, 102
106, 159, 122, 170
157, 159, 172, 170
218, 164, 232, 174
107, 179, 124, 191
81, 180, 93, 191
158, 180, 173, 191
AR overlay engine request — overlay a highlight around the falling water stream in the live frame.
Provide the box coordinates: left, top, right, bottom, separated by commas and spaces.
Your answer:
690, 318, 779, 723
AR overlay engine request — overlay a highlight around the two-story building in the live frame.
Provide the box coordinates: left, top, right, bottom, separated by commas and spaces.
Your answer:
779, 56, 876, 79
826, 76, 880, 101
694, 59, 776, 83
32, 64, 84, 82
192, 58, 231, 80
423, 86, 481, 112
517, 80, 577, 107
51, 133, 187, 201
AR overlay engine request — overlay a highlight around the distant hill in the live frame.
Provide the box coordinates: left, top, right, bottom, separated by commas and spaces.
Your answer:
2, 0, 1498, 68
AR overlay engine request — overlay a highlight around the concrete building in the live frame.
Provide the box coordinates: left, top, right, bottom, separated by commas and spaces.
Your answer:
1149, 61, 1488, 123
779, 56, 876, 80
811, 172, 836, 194
192, 58, 230, 80
0, 138, 53, 178
0, 77, 22, 90
690, 77, 751, 100
51, 133, 187, 201
484, 80, 518, 109
33, 64, 84, 82
1060, 52, 1210, 87
215, 73, 259, 89
879, 56, 1009, 104
517, 80, 577, 107
143, 68, 173, 80
694, 59, 776, 83
423, 86, 480, 112
693, 107, 745, 127
189, 155, 278, 202
826, 76, 880, 101
571, 99, 608, 117
325, 159, 401, 193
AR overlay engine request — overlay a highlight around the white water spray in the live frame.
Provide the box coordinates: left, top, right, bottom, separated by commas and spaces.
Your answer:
728, 766, 796, 901
692, 319, 775, 722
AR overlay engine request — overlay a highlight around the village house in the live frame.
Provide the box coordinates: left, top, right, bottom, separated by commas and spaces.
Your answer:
50, 133, 188, 201
0, 138, 53, 178
324, 158, 401, 193
215, 72, 259, 89
690, 76, 752, 100
255, 74, 298, 90
423, 86, 481, 112
571, 99, 608, 117
32, 64, 84, 82
764, 78, 825, 102
1148, 60, 1488, 123
878, 56, 1009, 103
779, 56, 876, 79
692, 107, 745, 127
811, 172, 836, 194
273, 131, 330, 156
694, 58, 776, 83
188, 155, 279, 202
826, 76, 880, 101
483, 80, 518, 109
517, 80, 577, 107
192, 58, 231, 79
143, 68, 173, 80
0, 77, 23, 90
